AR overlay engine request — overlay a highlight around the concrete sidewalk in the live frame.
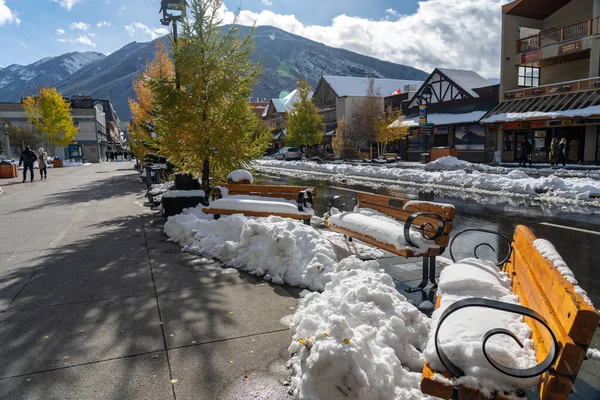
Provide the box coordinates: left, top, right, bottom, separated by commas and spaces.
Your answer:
0, 162, 295, 400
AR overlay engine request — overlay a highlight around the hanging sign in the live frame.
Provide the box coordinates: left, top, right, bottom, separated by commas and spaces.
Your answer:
419, 105, 428, 124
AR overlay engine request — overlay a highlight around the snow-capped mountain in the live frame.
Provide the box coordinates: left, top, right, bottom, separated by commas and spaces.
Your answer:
0, 52, 105, 100
0, 26, 428, 121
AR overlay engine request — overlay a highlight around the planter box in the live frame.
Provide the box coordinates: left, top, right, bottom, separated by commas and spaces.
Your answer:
0, 164, 18, 178
53, 159, 64, 168
161, 195, 207, 217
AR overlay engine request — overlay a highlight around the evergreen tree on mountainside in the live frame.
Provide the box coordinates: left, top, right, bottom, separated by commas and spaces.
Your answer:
285, 80, 325, 155
22, 88, 78, 156
128, 41, 175, 162
150, 0, 269, 190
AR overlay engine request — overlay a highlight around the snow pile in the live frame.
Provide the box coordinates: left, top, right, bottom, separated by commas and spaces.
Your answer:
587, 348, 600, 361
255, 159, 600, 202
424, 259, 539, 394
162, 190, 205, 199
289, 263, 430, 400
204, 195, 313, 216
424, 156, 471, 170
148, 181, 175, 196
61, 161, 91, 167
328, 208, 438, 253
533, 239, 594, 306
227, 169, 253, 183
164, 211, 368, 291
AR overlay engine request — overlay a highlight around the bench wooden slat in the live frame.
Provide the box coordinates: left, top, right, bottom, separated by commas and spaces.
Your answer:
201, 208, 311, 221
323, 221, 437, 257
511, 226, 599, 346
421, 362, 453, 399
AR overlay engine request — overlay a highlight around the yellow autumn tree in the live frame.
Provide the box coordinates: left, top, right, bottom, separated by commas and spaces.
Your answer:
22, 87, 78, 156
331, 116, 356, 159
375, 106, 410, 157
128, 41, 174, 162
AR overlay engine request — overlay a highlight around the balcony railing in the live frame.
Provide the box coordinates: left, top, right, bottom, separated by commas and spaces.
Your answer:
503, 76, 600, 101
517, 19, 596, 53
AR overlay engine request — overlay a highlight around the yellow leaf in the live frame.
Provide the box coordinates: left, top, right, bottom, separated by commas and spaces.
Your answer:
229, 311, 234, 315
191, 340, 197, 344
169, 334, 174, 337
98, 333, 104, 337
151, 354, 160, 359
170, 379, 178, 384
43, 336, 49, 339
256, 386, 265, 390
322, 333, 329, 337
79, 330, 85, 333
343, 338, 350, 345
298, 338, 306, 344
63, 356, 70, 360
26, 378, 32, 382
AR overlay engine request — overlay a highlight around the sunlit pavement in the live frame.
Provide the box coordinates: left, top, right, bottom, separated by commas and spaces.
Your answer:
0, 162, 293, 400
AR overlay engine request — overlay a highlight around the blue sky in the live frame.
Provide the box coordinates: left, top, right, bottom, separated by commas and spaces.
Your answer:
0, 0, 507, 77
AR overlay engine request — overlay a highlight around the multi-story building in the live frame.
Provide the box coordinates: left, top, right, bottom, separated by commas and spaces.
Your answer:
483, 0, 600, 164
0, 96, 120, 163
263, 89, 311, 152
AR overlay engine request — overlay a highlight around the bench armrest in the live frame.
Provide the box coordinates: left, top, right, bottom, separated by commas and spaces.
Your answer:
404, 212, 446, 249
207, 187, 223, 203
329, 195, 358, 212
448, 229, 512, 267
296, 190, 314, 212
434, 298, 558, 379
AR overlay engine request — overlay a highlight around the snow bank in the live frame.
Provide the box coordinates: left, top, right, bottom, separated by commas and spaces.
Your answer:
164, 210, 369, 291
424, 156, 470, 170
255, 159, 600, 202
289, 263, 430, 400
533, 239, 594, 306
424, 259, 539, 394
328, 208, 438, 253
162, 190, 206, 199
227, 169, 253, 183
587, 347, 600, 361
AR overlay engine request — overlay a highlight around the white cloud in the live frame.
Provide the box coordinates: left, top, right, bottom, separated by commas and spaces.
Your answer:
56, 28, 66, 35
70, 22, 89, 31
17, 40, 28, 50
261, 0, 273, 6
124, 22, 169, 40
0, 0, 20, 25
219, 0, 509, 78
57, 34, 96, 47
385, 8, 399, 18
97, 21, 111, 28
52, 0, 82, 11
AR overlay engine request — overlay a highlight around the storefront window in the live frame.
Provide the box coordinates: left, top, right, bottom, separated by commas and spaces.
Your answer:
407, 130, 429, 151
454, 125, 485, 150
503, 131, 514, 151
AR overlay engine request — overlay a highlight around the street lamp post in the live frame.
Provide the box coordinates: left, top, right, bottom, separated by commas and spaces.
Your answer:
160, 0, 186, 90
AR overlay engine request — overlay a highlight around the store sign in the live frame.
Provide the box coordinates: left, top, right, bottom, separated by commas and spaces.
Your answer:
561, 119, 573, 126
419, 105, 427, 124
419, 123, 434, 136
521, 50, 542, 63
502, 122, 521, 129
558, 41, 582, 55
530, 121, 547, 128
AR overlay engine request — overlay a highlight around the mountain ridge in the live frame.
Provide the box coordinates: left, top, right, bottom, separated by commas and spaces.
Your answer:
0, 26, 430, 121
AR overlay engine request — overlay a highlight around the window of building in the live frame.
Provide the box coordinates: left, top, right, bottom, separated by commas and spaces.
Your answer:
407, 130, 429, 151
518, 66, 540, 87
503, 131, 514, 151
454, 125, 485, 150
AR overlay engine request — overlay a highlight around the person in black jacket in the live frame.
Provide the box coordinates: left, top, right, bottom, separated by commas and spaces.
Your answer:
18, 146, 38, 183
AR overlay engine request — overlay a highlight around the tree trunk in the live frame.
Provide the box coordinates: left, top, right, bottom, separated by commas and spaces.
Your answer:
201, 158, 210, 191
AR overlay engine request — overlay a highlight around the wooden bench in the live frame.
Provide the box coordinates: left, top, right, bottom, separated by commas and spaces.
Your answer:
324, 192, 455, 292
202, 184, 316, 225
421, 225, 600, 400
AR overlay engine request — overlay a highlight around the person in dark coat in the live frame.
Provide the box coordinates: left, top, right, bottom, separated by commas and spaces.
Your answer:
105, 150, 109, 162
557, 138, 567, 167
18, 146, 38, 183
519, 139, 532, 167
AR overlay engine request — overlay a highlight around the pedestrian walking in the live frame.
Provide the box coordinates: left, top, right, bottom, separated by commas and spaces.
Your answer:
18, 146, 38, 183
105, 150, 109, 162
110, 151, 115, 161
519, 138, 532, 167
38, 147, 48, 179
549, 138, 558, 167
557, 138, 567, 167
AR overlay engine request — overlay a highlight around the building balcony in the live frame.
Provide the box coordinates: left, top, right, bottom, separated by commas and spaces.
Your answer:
517, 18, 597, 54
503, 76, 600, 101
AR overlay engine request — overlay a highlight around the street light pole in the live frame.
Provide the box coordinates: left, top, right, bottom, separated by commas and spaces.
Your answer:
160, 0, 186, 90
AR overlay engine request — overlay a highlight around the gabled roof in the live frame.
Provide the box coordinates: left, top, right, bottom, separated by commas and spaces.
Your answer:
436, 68, 492, 98
322, 76, 424, 98
268, 89, 313, 114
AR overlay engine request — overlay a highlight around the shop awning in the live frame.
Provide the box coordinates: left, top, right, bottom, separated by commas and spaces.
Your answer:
482, 89, 600, 124
390, 110, 488, 128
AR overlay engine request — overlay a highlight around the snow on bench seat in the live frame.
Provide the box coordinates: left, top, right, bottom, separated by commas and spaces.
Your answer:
327, 208, 439, 254
204, 195, 314, 216
423, 258, 539, 394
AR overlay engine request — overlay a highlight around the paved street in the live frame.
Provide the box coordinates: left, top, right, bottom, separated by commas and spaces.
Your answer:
0, 163, 295, 400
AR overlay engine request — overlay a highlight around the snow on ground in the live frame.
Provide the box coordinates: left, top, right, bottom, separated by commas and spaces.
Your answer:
587, 348, 600, 361
424, 259, 539, 395
288, 264, 431, 400
533, 239, 594, 306
254, 159, 600, 204
227, 169, 253, 183
164, 208, 367, 291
